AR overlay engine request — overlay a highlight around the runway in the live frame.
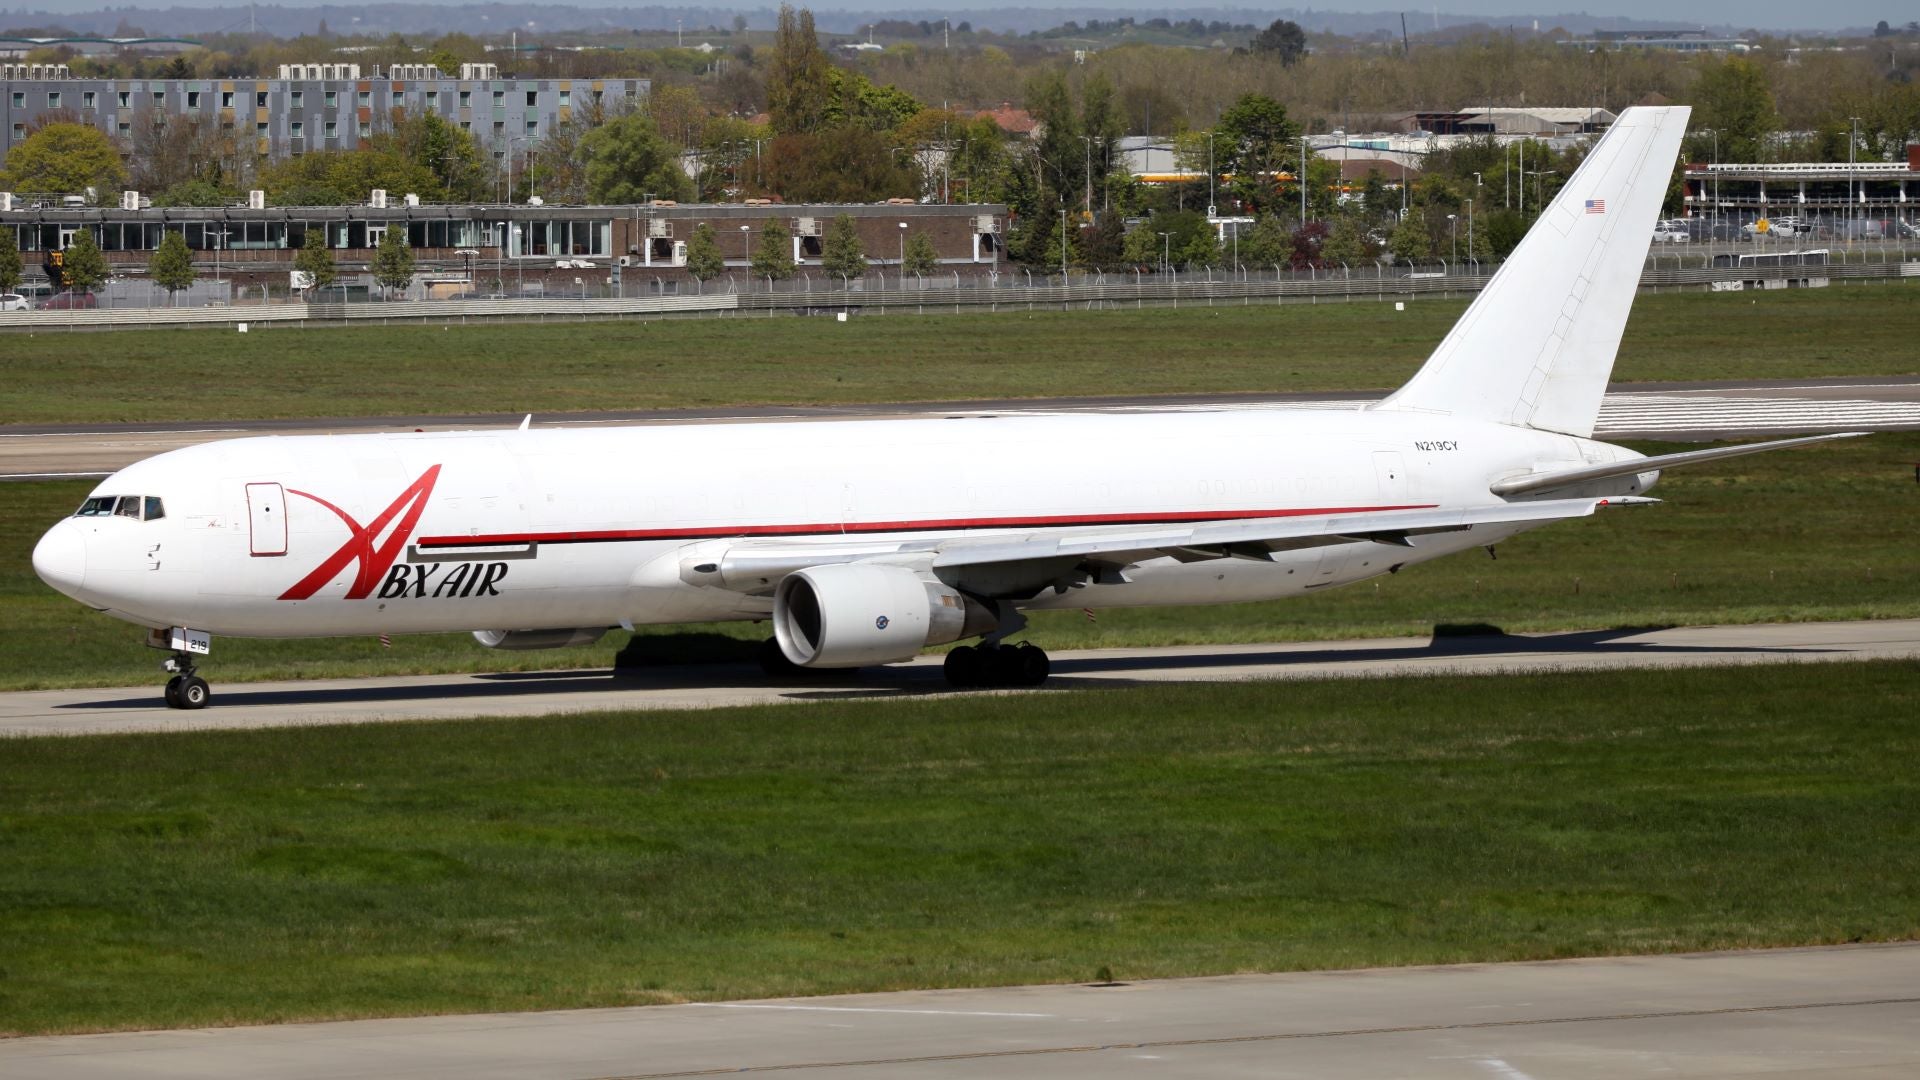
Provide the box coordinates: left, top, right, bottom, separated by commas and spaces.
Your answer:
4, 942, 1915, 1078
5, 618, 1916, 738
3, 376, 1916, 479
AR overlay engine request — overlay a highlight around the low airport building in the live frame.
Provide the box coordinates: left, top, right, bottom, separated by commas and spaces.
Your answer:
1683, 145, 1920, 236
0, 198, 1010, 298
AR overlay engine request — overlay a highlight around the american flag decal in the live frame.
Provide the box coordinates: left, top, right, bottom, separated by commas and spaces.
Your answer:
1584, 199, 1606, 214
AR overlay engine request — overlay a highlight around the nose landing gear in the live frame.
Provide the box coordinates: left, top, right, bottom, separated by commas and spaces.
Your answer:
162, 653, 210, 710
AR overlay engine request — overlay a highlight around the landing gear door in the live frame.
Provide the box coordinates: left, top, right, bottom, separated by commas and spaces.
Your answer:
246, 482, 287, 556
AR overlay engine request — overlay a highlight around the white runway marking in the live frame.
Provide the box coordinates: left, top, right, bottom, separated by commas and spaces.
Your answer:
693, 1003, 1054, 1018
1475, 1057, 1542, 1080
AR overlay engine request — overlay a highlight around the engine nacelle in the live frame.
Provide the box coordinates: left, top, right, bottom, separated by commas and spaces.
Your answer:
774, 563, 996, 668
472, 627, 608, 650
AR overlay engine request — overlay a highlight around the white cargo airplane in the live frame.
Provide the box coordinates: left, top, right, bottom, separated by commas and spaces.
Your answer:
33, 106, 1857, 709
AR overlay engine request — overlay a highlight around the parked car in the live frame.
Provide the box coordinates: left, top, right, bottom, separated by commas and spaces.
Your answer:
0, 293, 29, 311
40, 290, 99, 310
1651, 221, 1691, 243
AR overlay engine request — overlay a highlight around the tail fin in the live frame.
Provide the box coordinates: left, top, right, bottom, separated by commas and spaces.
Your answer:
1373, 106, 1691, 438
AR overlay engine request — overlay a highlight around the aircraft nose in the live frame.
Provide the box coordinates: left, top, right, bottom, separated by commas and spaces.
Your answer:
32, 520, 87, 597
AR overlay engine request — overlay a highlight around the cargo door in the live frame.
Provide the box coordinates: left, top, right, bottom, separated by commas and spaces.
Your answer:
246, 482, 287, 556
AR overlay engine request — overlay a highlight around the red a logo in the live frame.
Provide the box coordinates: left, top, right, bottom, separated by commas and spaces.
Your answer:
279, 465, 442, 600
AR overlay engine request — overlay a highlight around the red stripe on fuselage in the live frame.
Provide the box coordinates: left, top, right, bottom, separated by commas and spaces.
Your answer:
414, 504, 1441, 548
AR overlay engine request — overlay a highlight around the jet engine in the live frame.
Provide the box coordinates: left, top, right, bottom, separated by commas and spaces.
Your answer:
472, 627, 609, 650
774, 562, 997, 668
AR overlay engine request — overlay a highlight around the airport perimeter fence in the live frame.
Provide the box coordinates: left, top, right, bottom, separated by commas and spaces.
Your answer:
4, 253, 1916, 332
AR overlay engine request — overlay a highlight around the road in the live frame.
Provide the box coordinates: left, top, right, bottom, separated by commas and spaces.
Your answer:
3, 942, 1915, 1078
3, 376, 1916, 479
6, 618, 1917, 738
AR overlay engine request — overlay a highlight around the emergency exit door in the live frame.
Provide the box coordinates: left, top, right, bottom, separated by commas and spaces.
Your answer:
246, 482, 287, 556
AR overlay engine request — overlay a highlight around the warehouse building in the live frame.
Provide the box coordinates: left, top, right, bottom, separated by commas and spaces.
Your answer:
0, 198, 1009, 298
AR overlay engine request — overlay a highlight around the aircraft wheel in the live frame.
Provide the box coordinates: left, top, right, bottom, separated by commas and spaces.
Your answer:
1014, 643, 1051, 686
177, 676, 210, 710
163, 675, 184, 709
943, 645, 983, 687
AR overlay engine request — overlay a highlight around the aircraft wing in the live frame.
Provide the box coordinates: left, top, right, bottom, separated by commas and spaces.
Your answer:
1490, 432, 1865, 498
682, 498, 1619, 594
928, 497, 1613, 568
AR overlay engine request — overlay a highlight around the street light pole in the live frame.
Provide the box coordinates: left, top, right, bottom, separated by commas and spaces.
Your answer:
1465, 199, 1473, 263
1299, 135, 1309, 228
1060, 209, 1068, 277
740, 224, 751, 271
1079, 134, 1094, 218
898, 221, 908, 276
1448, 213, 1457, 262
1847, 115, 1861, 249
1158, 231, 1171, 274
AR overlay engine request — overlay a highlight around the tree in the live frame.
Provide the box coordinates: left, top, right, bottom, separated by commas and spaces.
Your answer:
1389, 208, 1432, 262
1239, 213, 1292, 267
372, 227, 415, 298
294, 229, 337, 293
1250, 19, 1307, 65
0, 123, 128, 197
684, 222, 725, 283
0, 228, 22, 295
60, 229, 109, 292
750, 218, 795, 280
767, 4, 835, 135
578, 112, 693, 205
152, 179, 231, 207
903, 231, 937, 276
762, 128, 917, 203
1319, 215, 1373, 268
1689, 57, 1778, 164
821, 214, 867, 279
148, 229, 196, 302
1215, 94, 1302, 216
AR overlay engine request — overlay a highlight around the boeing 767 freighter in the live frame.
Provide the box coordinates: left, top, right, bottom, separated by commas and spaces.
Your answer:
32, 106, 1857, 708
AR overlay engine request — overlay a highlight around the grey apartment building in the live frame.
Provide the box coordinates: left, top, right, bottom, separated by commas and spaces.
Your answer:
1, 63, 649, 172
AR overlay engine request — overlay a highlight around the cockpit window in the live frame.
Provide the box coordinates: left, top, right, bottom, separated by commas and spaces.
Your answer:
75, 495, 164, 521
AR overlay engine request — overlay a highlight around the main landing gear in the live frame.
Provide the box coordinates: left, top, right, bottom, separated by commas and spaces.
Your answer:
943, 642, 1050, 688
162, 653, 210, 710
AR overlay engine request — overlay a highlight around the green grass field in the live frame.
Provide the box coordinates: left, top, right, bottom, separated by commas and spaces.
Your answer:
4, 285, 1916, 424
4, 432, 1914, 691
3, 662, 1915, 1035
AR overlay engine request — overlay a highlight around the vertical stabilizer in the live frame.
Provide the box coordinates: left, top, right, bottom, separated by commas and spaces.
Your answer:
1373, 106, 1690, 438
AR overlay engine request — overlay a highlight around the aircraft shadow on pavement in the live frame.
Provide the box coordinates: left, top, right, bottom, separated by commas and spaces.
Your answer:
54, 627, 1834, 711
1045, 626, 1832, 681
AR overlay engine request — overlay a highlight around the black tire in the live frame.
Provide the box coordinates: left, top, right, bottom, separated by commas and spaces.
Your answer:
943, 645, 982, 687
178, 675, 210, 710
1015, 643, 1051, 686
163, 675, 184, 709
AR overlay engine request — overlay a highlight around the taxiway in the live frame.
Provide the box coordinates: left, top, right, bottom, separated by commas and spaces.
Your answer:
3, 942, 1915, 1078
5, 618, 1916, 738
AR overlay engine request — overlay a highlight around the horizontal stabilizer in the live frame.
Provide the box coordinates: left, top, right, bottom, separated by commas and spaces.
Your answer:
1490, 432, 1867, 498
